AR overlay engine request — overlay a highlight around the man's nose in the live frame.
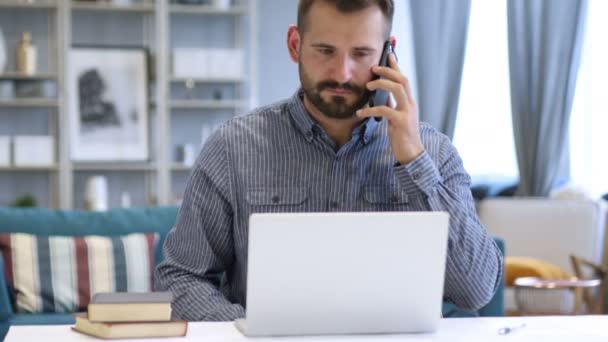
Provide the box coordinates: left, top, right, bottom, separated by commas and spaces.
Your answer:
329, 54, 353, 84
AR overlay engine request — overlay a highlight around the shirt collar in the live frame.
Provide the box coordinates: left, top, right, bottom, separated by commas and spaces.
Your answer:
287, 88, 381, 145
287, 89, 317, 142
358, 115, 380, 145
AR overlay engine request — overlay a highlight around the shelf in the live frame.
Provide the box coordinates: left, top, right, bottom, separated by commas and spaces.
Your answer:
170, 77, 244, 84
170, 99, 245, 109
73, 162, 156, 171
0, 98, 59, 108
0, 0, 57, 9
0, 0, 254, 209
169, 4, 246, 15
0, 72, 58, 81
71, 0, 155, 13
0, 165, 58, 172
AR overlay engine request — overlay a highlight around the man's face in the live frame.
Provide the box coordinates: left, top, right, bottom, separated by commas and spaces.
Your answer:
297, 2, 387, 120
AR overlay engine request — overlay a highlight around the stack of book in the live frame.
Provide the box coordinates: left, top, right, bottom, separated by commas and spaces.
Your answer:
72, 292, 188, 339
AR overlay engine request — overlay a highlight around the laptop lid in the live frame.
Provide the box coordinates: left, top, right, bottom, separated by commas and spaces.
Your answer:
241, 211, 449, 336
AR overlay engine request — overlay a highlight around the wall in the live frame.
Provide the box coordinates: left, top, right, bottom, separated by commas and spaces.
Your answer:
256, 0, 299, 106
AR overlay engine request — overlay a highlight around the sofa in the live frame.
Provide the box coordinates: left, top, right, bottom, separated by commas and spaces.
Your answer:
477, 198, 607, 313
0, 206, 180, 339
0, 206, 505, 339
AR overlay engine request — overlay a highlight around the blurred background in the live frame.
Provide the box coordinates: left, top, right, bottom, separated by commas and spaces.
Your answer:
0, 0, 607, 320
0, 0, 605, 209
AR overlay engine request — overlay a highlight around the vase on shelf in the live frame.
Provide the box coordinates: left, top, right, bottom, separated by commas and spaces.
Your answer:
85, 175, 109, 211
16, 32, 37, 75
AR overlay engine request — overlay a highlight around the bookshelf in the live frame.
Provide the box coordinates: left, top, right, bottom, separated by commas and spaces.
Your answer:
0, 0, 256, 209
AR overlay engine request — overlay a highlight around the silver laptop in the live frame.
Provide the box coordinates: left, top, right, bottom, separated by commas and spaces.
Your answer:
235, 211, 449, 336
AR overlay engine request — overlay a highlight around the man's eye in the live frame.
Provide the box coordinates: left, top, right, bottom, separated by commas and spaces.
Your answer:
318, 49, 333, 55
354, 52, 370, 58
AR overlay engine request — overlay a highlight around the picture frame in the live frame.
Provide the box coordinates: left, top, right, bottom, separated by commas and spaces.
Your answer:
68, 46, 149, 162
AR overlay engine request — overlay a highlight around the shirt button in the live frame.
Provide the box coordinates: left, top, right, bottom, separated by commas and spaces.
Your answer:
390, 195, 399, 203
330, 201, 339, 209
412, 172, 421, 180
271, 195, 280, 203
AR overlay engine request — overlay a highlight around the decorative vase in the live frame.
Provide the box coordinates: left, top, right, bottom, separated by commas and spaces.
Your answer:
16, 32, 37, 75
85, 175, 109, 211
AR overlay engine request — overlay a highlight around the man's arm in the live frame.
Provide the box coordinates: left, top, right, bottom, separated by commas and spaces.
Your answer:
154, 129, 245, 321
356, 51, 501, 311
355, 48, 501, 311
394, 130, 503, 311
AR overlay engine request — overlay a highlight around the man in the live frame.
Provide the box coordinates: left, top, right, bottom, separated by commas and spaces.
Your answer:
155, 0, 503, 321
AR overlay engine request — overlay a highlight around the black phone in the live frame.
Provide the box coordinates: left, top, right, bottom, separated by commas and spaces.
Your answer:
368, 41, 395, 121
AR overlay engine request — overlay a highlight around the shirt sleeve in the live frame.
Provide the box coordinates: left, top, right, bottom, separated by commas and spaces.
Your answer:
154, 128, 245, 321
394, 130, 503, 311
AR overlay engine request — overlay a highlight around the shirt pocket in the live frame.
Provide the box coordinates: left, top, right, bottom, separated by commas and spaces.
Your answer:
246, 186, 309, 213
362, 185, 409, 210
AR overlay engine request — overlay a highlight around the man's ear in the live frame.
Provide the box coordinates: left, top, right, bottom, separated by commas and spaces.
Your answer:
287, 25, 301, 63
388, 35, 397, 50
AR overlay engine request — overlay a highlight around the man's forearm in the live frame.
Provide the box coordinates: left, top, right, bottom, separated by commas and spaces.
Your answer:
169, 280, 245, 321
428, 197, 502, 311
396, 152, 503, 310
153, 128, 245, 321
155, 261, 245, 321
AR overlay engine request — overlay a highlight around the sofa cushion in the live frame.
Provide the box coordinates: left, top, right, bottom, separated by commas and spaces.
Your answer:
0, 206, 179, 264
0, 232, 158, 314
505, 256, 572, 286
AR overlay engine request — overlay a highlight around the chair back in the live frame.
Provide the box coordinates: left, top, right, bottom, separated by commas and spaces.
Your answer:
570, 254, 608, 314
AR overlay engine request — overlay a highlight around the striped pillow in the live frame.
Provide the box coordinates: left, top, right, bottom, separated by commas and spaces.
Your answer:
0, 232, 158, 313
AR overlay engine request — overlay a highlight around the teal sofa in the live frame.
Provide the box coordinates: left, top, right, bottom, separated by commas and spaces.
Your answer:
0, 206, 504, 339
0, 206, 180, 339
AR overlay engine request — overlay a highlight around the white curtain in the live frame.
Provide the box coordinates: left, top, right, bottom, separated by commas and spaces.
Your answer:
569, 0, 608, 199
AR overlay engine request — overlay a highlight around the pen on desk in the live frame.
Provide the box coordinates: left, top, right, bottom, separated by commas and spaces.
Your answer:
498, 323, 526, 335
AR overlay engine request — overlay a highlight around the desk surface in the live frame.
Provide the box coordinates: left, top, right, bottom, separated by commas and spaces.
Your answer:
5, 316, 608, 342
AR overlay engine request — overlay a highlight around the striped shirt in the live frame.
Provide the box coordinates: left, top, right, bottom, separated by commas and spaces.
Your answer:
154, 89, 503, 321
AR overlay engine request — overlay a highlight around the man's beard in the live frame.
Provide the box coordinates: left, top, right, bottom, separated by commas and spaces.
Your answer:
299, 63, 371, 119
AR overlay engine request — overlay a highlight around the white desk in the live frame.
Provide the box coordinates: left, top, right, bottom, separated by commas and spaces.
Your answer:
5, 316, 608, 342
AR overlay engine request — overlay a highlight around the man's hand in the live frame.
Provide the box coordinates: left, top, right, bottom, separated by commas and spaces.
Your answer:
356, 53, 424, 165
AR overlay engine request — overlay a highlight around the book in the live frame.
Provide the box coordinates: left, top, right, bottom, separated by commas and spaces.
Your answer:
87, 291, 173, 322
73, 313, 188, 339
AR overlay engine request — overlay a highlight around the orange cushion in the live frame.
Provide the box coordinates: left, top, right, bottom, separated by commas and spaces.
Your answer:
505, 256, 572, 287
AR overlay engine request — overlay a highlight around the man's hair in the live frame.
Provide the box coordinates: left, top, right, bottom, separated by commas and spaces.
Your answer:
297, 0, 394, 38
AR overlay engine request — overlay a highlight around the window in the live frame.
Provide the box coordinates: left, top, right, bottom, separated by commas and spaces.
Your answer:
569, 0, 608, 198
452, 0, 518, 184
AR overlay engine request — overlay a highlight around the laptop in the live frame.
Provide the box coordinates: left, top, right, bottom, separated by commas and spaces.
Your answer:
235, 211, 449, 336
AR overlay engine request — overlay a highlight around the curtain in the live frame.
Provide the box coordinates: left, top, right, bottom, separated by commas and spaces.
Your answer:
409, 0, 472, 139
508, 0, 588, 196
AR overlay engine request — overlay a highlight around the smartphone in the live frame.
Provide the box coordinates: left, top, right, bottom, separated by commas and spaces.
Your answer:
368, 41, 395, 121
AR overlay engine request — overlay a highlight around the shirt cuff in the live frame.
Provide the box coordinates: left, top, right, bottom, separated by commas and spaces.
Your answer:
394, 151, 441, 196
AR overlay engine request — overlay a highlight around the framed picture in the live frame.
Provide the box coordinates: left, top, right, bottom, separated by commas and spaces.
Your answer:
68, 47, 149, 162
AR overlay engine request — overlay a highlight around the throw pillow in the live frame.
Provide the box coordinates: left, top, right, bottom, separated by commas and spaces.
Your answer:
505, 256, 572, 287
0, 232, 158, 313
